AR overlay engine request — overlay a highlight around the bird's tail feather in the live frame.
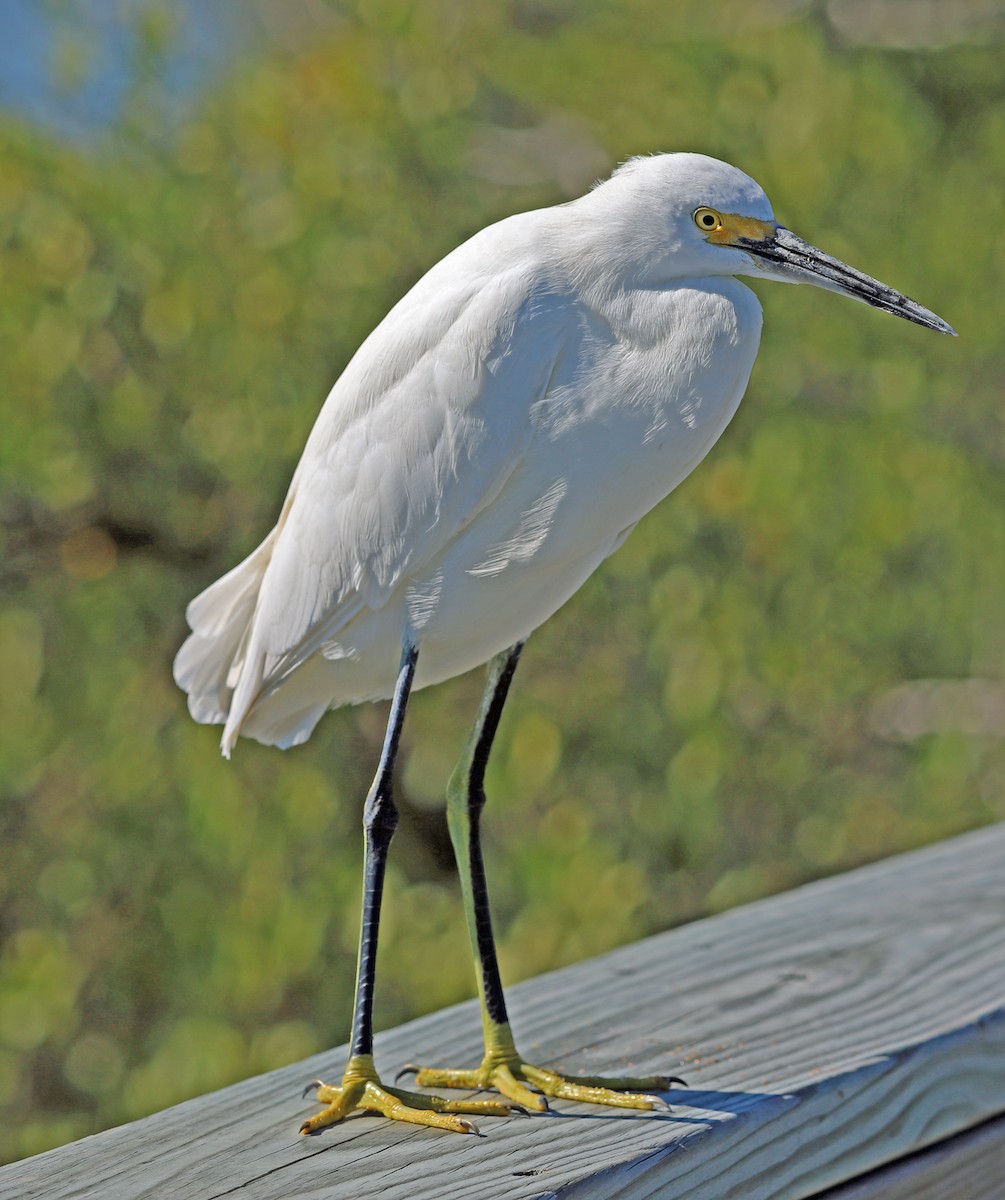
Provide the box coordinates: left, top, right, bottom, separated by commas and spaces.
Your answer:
173, 530, 277, 740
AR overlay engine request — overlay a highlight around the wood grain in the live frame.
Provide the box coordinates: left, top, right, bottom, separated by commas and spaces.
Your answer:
816, 1113, 1005, 1200
3, 823, 1004, 1200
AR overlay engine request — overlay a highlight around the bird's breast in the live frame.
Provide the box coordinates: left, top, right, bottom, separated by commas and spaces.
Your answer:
407, 281, 762, 676
420, 278, 763, 641
528, 278, 763, 544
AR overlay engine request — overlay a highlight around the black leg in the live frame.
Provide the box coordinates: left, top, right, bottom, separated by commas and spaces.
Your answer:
349, 642, 417, 1059
448, 642, 523, 1030
300, 642, 517, 1134
412, 641, 678, 1112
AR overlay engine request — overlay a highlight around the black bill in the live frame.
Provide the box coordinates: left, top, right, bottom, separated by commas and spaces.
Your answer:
740, 226, 956, 336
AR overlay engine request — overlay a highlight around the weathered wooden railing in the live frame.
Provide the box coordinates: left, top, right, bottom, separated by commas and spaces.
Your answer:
3, 823, 1004, 1199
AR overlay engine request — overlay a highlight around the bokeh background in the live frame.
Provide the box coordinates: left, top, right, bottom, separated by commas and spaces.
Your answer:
2, 0, 1004, 1165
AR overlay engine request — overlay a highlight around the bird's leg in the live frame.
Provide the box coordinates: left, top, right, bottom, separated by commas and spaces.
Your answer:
407, 643, 676, 1112
301, 643, 514, 1135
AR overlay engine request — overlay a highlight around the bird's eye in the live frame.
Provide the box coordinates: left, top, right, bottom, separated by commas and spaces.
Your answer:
694, 207, 722, 232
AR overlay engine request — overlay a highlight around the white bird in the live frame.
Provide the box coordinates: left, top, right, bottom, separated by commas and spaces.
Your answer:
175, 153, 954, 1135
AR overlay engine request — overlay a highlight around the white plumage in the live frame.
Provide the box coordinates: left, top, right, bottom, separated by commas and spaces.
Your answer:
174, 150, 953, 1138
174, 153, 952, 757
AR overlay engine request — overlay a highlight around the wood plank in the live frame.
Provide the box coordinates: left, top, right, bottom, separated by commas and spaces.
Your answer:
3, 823, 1004, 1200
813, 1113, 1005, 1200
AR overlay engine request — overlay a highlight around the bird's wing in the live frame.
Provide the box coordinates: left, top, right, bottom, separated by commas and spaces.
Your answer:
229, 261, 573, 718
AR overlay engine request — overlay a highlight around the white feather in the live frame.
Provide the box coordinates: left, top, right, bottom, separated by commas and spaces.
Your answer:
177, 154, 786, 754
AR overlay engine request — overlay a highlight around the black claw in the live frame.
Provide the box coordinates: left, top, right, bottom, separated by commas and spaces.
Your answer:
654, 1075, 688, 1089
509, 1104, 531, 1117
301, 1078, 325, 1099
393, 1063, 422, 1084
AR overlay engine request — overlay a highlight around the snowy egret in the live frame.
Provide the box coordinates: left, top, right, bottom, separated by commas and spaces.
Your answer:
175, 153, 954, 1135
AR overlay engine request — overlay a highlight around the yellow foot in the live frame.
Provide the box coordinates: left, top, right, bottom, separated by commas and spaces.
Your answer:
402, 1037, 682, 1113
299, 1053, 517, 1135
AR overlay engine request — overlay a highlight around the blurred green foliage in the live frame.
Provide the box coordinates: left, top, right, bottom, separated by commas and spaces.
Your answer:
2, 0, 1004, 1165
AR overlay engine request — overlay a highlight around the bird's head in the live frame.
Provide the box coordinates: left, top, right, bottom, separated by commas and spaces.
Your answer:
595, 153, 955, 335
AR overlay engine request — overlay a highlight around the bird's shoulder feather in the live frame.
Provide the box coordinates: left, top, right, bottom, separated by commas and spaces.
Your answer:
247, 251, 579, 687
